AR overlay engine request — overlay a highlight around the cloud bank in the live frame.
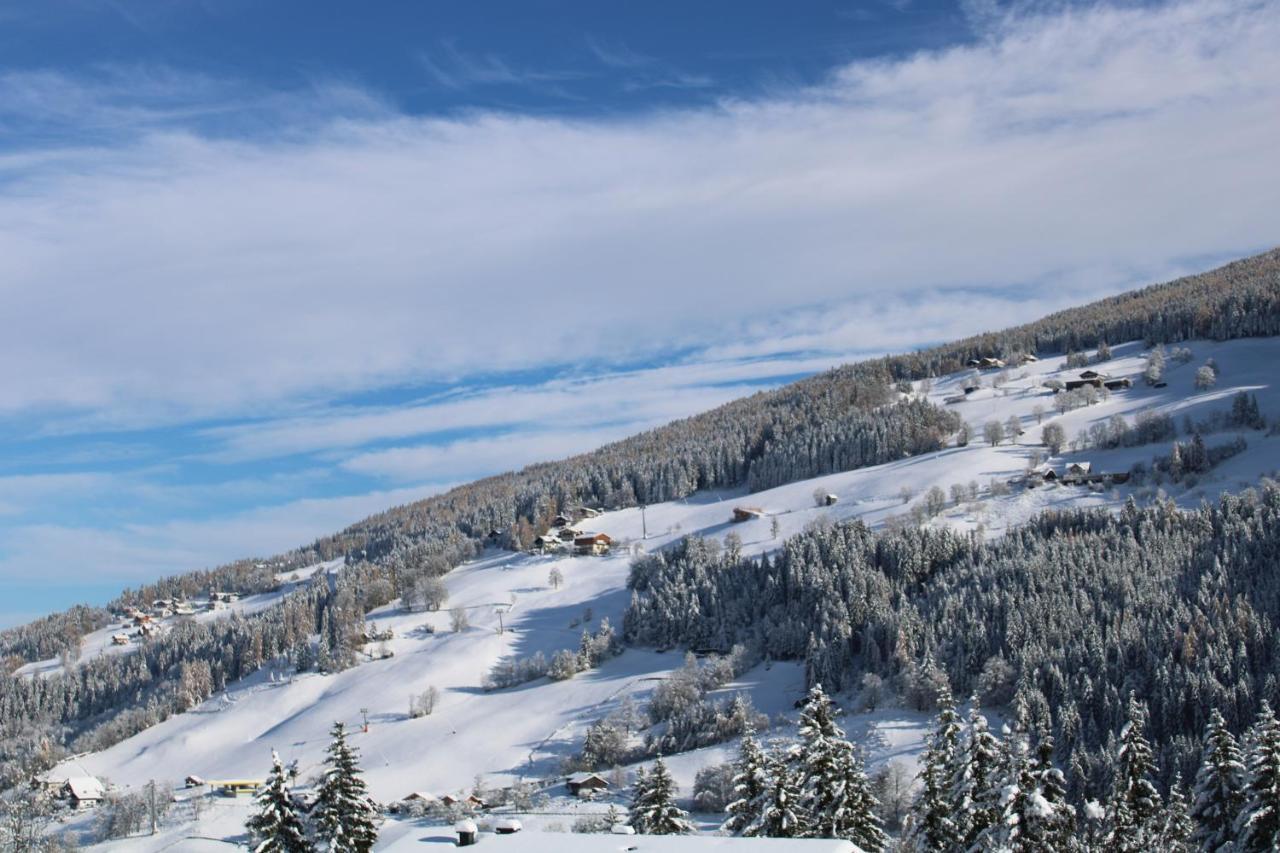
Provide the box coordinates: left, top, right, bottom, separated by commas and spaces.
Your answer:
0, 0, 1277, 618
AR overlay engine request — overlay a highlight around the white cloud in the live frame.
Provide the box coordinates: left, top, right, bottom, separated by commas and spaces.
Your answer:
0, 0, 1271, 429
0, 485, 447, 587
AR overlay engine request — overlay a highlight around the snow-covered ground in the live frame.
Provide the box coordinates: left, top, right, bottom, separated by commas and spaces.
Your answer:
41, 337, 1280, 849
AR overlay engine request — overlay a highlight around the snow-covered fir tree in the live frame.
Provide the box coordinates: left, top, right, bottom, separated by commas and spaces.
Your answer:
1191, 707, 1246, 852
1023, 731, 1076, 848
950, 704, 1002, 850
1106, 694, 1163, 853
902, 686, 963, 852
245, 751, 312, 853
1236, 701, 1280, 852
1160, 772, 1194, 850
790, 684, 885, 851
756, 749, 806, 838
630, 757, 693, 835
312, 722, 379, 853
723, 732, 770, 835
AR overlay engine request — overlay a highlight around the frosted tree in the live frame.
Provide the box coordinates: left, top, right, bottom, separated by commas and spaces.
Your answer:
1236, 702, 1280, 852
902, 686, 963, 852
1195, 364, 1217, 390
312, 722, 379, 853
724, 732, 770, 835
246, 751, 312, 853
1160, 772, 1193, 850
630, 758, 693, 835
791, 684, 885, 851
756, 750, 805, 838
1191, 707, 1245, 852
1107, 695, 1163, 853
983, 420, 1005, 447
1144, 346, 1166, 385
1024, 732, 1076, 848
949, 704, 1002, 850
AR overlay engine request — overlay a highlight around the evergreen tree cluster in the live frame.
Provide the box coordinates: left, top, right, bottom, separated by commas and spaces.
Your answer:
626, 485, 1280, 799
246, 722, 379, 853
723, 685, 884, 850
899, 693, 1280, 851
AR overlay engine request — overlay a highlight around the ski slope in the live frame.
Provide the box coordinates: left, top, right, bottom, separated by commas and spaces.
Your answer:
44, 336, 1280, 849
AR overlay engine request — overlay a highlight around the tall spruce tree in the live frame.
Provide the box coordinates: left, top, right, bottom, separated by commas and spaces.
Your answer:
903, 686, 963, 852
757, 749, 805, 838
630, 757, 693, 835
791, 684, 885, 851
950, 704, 1002, 850
312, 722, 378, 853
724, 732, 770, 836
1107, 695, 1163, 853
246, 751, 312, 853
1236, 702, 1280, 852
1160, 772, 1193, 851
1025, 732, 1076, 848
1191, 707, 1246, 852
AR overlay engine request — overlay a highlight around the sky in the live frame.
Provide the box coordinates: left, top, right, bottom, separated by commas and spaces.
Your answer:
0, 0, 1277, 628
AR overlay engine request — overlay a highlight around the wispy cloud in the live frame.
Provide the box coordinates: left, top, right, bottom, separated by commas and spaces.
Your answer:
0, 0, 1276, 609
0, 0, 1271, 428
585, 34, 714, 91
417, 41, 587, 97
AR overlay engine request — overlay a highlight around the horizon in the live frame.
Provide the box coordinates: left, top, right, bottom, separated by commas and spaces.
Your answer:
2, 0, 1279, 628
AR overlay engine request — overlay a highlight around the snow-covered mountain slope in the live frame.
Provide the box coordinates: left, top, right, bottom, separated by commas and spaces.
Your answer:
47, 336, 1280, 848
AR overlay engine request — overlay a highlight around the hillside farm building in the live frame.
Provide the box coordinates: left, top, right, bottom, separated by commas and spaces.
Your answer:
566, 772, 610, 796
63, 777, 105, 809
574, 533, 612, 556
732, 506, 765, 522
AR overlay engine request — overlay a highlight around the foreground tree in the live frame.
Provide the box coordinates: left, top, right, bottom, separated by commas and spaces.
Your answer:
792, 684, 885, 851
246, 751, 312, 853
1237, 702, 1280, 852
1107, 695, 1163, 852
313, 722, 379, 853
1191, 708, 1246, 852
630, 758, 693, 835
902, 686, 963, 852
724, 732, 770, 835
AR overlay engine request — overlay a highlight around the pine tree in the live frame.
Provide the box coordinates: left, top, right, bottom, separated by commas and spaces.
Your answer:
756, 750, 805, 838
1107, 694, 1163, 853
950, 704, 1001, 850
1025, 732, 1076, 848
1237, 702, 1280, 852
312, 722, 379, 853
903, 686, 963, 852
791, 684, 885, 851
630, 757, 693, 835
724, 732, 770, 835
1191, 707, 1246, 852
246, 751, 312, 853
977, 711, 1038, 852
1161, 772, 1193, 851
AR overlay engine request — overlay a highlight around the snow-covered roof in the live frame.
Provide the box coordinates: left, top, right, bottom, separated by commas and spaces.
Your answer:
566, 772, 609, 785
380, 833, 860, 852
65, 777, 105, 801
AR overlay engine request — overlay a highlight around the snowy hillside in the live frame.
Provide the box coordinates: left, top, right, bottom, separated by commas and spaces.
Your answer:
39, 335, 1280, 850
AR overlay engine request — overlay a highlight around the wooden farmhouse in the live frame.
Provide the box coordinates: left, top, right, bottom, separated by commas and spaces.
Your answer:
574, 533, 612, 556
732, 506, 765, 523
566, 772, 610, 796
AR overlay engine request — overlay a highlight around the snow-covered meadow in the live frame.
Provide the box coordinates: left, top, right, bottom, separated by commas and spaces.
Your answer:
42, 336, 1280, 849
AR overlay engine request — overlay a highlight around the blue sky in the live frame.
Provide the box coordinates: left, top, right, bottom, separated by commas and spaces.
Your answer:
0, 0, 1277, 627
